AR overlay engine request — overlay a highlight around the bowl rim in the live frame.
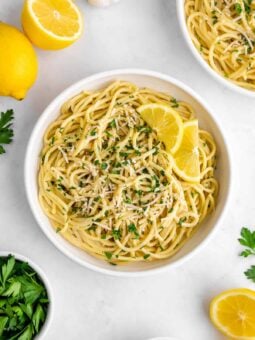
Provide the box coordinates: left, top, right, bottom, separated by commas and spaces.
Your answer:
0, 251, 53, 339
24, 68, 232, 277
176, 0, 255, 98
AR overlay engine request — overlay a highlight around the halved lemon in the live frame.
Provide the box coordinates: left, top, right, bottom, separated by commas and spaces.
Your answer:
210, 288, 255, 339
22, 0, 83, 50
173, 119, 200, 183
137, 104, 183, 154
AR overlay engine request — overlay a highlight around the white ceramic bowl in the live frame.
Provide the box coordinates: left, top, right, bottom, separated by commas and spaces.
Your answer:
176, 0, 255, 97
25, 69, 231, 277
0, 251, 53, 339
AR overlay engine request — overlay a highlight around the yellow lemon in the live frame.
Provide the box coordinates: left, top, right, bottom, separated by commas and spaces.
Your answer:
137, 103, 184, 154
0, 22, 38, 100
210, 288, 255, 339
22, 0, 83, 50
173, 120, 200, 183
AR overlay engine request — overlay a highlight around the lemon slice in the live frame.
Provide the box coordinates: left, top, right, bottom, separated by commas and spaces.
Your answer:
22, 0, 83, 50
173, 120, 200, 183
210, 288, 255, 339
137, 104, 183, 154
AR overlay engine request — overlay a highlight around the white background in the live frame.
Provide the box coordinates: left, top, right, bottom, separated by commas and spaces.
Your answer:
0, 1, 255, 339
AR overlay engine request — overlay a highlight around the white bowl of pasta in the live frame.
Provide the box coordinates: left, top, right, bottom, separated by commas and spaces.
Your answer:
177, 0, 255, 97
25, 69, 231, 276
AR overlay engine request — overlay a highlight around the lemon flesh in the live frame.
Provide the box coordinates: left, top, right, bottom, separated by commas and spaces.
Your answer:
0, 22, 38, 100
210, 288, 255, 339
22, 0, 83, 50
173, 120, 200, 183
137, 104, 184, 154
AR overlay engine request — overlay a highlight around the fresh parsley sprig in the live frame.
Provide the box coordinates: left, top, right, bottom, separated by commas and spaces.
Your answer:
239, 227, 255, 282
239, 227, 255, 258
245, 266, 255, 282
0, 109, 14, 154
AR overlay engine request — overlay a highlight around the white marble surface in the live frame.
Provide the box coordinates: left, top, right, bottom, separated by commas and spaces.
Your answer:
0, 1, 255, 339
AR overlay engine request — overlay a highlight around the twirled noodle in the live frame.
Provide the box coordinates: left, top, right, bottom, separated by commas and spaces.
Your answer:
38, 81, 218, 264
185, 0, 255, 91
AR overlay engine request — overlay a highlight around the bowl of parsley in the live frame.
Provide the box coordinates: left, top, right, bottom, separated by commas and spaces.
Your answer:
0, 252, 53, 339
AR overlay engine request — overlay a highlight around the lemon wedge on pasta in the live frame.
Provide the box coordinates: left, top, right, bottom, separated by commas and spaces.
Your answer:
210, 288, 255, 339
173, 120, 200, 183
137, 103, 183, 154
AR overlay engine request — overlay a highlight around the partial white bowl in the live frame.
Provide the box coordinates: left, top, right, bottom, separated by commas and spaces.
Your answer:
0, 251, 53, 339
176, 0, 255, 97
25, 69, 232, 277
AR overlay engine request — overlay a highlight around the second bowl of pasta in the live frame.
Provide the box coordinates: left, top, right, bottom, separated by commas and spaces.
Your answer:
25, 69, 231, 276
177, 0, 255, 96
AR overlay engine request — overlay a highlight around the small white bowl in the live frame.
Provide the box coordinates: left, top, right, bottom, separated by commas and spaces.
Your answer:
0, 251, 53, 339
24, 69, 232, 277
176, 0, 255, 97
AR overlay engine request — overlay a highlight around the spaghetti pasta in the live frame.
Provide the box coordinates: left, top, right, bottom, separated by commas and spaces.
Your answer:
38, 81, 218, 264
185, 0, 255, 91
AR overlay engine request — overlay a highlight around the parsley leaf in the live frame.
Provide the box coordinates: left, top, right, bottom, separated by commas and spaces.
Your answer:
104, 252, 113, 260
1, 255, 15, 285
238, 227, 255, 257
128, 223, 139, 239
0, 109, 14, 155
178, 217, 187, 226
170, 98, 179, 108
235, 3, 242, 14
245, 265, 255, 283
0, 317, 8, 337
112, 229, 122, 240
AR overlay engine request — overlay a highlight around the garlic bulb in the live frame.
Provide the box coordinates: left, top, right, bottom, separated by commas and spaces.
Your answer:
88, 0, 120, 7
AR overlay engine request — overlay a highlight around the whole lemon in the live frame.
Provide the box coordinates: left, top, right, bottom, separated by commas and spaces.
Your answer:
0, 22, 38, 100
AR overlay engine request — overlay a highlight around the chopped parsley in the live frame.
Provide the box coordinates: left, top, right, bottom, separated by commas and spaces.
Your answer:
104, 252, 113, 260
211, 10, 218, 24
142, 168, 149, 174
128, 223, 140, 239
112, 229, 122, 240
244, 0, 252, 14
152, 147, 159, 155
235, 3, 242, 14
134, 189, 143, 196
90, 129, 97, 136
50, 136, 55, 146
109, 119, 116, 128
170, 98, 179, 108
178, 217, 187, 226
119, 152, 128, 158
152, 175, 160, 192
101, 162, 108, 170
